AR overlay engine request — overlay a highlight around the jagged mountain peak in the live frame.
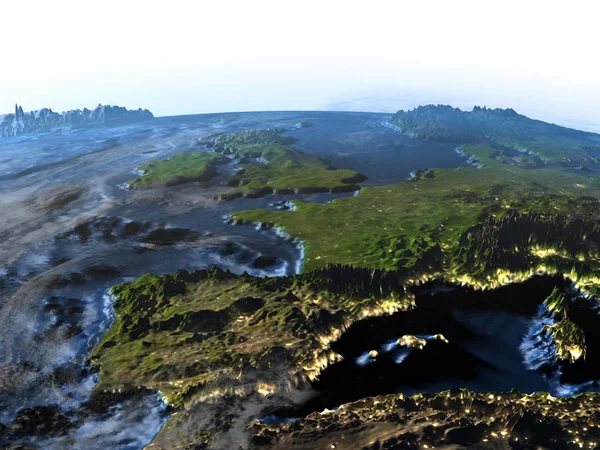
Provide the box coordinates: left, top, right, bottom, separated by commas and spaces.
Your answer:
0, 104, 154, 139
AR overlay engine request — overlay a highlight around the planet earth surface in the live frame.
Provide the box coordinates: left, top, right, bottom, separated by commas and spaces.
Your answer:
2, 107, 600, 449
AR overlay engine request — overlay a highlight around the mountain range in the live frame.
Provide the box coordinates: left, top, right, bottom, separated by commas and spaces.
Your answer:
0, 104, 154, 138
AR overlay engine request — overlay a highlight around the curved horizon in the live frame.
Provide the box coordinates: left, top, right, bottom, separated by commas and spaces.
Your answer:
4, 102, 600, 136
3, 0, 600, 133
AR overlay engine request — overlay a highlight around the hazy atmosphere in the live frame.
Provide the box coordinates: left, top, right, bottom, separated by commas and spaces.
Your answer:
3, 0, 600, 131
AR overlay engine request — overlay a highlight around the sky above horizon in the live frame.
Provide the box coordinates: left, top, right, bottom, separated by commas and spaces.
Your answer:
3, 0, 600, 132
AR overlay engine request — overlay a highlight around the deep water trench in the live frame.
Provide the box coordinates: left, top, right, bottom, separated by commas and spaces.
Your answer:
269, 274, 600, 421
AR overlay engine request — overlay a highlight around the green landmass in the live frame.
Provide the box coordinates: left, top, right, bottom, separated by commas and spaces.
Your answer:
390, 105, 600, 165
222, 142, 363, 197
128, 152, 228, 189
232, 145, 600, 294
202, 129, 365, 198
90, 265, 410, 406
129, 128, 365, 196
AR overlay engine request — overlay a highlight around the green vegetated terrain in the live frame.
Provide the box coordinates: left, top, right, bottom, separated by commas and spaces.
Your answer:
90, 263, 589, 411
127, 152, 228, 189
129, 128, 365, 196
220, 142, 363, 197
232, 145, 600, 294
204, 128, 365, 198
391, 105, 600, 165
90, 265, 410, 406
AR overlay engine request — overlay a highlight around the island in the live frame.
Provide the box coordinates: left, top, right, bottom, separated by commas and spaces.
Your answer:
129, 128, 366, 197
127, 152, 229, 189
